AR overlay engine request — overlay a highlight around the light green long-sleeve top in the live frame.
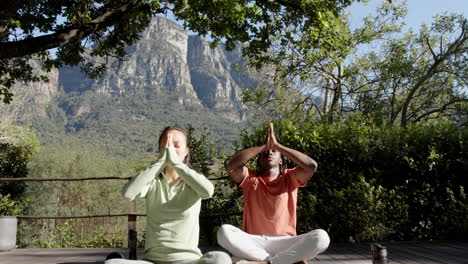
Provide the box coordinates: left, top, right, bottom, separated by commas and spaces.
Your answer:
122, 146, 214, 262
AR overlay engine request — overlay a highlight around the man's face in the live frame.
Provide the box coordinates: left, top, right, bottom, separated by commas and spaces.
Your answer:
259, 149, 282, 169
159, 130, 189, 161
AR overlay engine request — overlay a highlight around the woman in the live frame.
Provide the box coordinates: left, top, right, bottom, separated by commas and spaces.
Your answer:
106, 127, 230, 264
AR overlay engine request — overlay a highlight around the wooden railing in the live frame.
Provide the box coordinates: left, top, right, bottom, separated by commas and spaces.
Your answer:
0, 175, 231, 260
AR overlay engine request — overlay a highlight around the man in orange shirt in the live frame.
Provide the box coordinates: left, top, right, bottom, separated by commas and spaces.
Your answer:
217, 124, 330, 264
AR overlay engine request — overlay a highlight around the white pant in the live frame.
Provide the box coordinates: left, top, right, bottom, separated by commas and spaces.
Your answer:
216, 224, 330, 264
104, 251, 231, 264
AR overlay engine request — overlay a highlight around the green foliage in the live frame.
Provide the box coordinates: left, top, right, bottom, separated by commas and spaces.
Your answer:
311, 177, 408, 242
17, 139, 146, 247
0, 193, 29, 216
353, 13, 468, 127
185, 125, 243, 246
243, 0, 408, 123
27, 220, 124, 248
0, 125, 40, 199
187, 126, 216, 176
242, 2, 467, 126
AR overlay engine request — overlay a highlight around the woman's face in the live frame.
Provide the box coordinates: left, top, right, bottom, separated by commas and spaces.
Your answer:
159, 130, 189, 161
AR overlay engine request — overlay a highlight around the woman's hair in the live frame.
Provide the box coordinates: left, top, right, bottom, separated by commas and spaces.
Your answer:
158, 126, 190, 165
256, 151, 286, 175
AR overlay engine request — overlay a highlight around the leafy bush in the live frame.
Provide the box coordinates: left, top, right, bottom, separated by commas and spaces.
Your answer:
0, 125, 39, 199
0, 193, 29, 216
309, 177, 408, 242
31, 220, 124, 248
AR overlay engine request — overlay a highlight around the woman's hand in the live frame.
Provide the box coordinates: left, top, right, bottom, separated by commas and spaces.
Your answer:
166, 132, 174, 148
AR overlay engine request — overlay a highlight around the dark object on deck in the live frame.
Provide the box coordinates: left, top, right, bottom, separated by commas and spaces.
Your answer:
371, 243, 389, 264
106, 251, 125, 260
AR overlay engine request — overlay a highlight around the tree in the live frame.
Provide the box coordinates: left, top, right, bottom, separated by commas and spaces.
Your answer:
353, 13, 468, 127
242, 0, 407, 123
242, 1, 467, 126
0, 0, 361, 104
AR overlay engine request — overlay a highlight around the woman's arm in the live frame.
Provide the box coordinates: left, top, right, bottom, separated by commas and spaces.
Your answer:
166, 146, 214, 199
122, 151, 166, 200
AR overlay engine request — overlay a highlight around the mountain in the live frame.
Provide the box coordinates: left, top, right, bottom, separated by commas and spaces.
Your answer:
1, 16, 256, 156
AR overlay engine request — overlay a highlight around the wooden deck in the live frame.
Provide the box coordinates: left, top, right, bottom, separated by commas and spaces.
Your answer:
1, 241, 467, 264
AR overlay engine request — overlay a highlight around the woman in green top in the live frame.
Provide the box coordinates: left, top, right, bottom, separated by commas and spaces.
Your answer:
106, 127, 230, 264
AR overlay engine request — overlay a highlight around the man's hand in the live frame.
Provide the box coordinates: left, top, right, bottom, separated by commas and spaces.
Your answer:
266, 123, 279, 150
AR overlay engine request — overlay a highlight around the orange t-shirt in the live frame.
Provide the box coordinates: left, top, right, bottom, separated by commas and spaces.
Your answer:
239, 167, 306, 236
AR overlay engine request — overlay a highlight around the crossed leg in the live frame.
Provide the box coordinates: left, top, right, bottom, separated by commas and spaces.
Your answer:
216, 224, 330, 264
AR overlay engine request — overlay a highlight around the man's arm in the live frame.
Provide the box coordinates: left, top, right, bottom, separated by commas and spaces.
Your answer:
224, 145, 266, 184
276, 144, 317, 184
267, 124, 317, 184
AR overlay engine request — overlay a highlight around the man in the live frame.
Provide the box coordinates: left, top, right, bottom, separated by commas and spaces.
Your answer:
217, 124, 329, 264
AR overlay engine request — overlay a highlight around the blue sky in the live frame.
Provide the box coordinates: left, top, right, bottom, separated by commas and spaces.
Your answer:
347, 0, 467, 31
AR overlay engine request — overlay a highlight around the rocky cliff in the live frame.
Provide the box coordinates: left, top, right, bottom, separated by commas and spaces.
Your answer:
58, 16, 250, 119
0, 60, 58, 121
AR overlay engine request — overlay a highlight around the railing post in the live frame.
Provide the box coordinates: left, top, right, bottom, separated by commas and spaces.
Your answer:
128, 200, 137, 260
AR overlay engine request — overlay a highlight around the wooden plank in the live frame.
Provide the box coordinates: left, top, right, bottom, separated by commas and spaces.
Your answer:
351, 243, 410, 264
424, 240, 468, 255
315, 252, 337, 261
332, 243, 371, 259
325, 244, 371, 264
400, 241, 468, 263
0, 248, 144, 264
387, 241, 468, 264
314, 250, 337, 263
334, 243, 401, 264
387, 243, 452, 264
320, 247, 353, 263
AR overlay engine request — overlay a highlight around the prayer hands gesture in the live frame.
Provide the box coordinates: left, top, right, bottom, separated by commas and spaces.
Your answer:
265, 123, 279, 150
166, 133, 174, 148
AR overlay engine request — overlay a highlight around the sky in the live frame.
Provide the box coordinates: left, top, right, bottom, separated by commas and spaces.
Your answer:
347, 0, 467, 31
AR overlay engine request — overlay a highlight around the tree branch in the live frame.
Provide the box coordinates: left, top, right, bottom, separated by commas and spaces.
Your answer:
414, 98, 468, 122
259, 0, 304, 12
400, 26, 467, 127
0, 0, 144, 59
425, 36, 437, 60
